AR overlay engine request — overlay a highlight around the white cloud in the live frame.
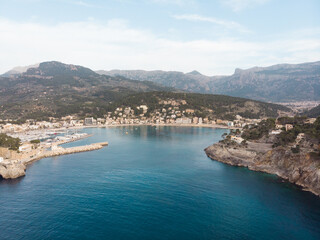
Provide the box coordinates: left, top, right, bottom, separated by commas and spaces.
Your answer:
72, 1, 95, 7
147, 0, 196, 6
173, 14, 250, 33
221, 0, 270, 11
0, 18, 319, 75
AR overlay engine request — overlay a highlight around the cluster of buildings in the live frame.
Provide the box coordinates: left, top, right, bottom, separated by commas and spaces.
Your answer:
228, 117, 318, 146
271, 117, 317, 135
0, 100, 269, 136
5, 99, 317, 140
0, 117, 82, 134
81, 100, 264, 127
90, 108, 260, 127
0, 100, 317, 152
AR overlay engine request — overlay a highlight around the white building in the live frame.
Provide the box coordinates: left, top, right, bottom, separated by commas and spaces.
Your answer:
227, 121, 234, 127
270, 130, 282, 135
230, 136, 244, 144
84, 117, 96, 125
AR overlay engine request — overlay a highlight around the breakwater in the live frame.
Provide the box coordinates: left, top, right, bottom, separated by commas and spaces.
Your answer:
26, 141, 108, 164
0, 142, 108, 179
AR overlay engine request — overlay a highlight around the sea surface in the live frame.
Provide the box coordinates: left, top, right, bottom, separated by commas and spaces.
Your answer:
1, 126, 320, 240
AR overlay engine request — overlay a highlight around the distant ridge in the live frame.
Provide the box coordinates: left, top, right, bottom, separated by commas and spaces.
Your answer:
97, 60, 320, 102
187, 70, 203, 75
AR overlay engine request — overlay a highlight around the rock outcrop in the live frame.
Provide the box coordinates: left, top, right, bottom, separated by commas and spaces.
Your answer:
0, 161, 26, 179
205, 141, 320, 196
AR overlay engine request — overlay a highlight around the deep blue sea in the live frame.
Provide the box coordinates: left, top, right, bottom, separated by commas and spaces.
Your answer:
1, 126, 320, 240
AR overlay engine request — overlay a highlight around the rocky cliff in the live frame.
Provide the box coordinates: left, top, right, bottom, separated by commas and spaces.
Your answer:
0, 161, 26, 179
205, 140, 320, 196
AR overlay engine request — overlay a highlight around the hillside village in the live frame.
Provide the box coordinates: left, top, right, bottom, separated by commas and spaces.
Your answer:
223, 116, 319, 152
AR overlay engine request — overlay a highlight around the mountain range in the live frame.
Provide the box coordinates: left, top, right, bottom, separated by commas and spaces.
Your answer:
4, 60, 320, 103
0, 61, 292, 120
0, 61, 173, 120
97, 61, 320, 102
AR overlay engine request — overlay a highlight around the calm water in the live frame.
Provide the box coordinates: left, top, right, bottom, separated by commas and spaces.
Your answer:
1, 126, 320, 240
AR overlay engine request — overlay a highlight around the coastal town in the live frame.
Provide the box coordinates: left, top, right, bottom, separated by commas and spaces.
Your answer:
0, 97, 317, 155
0, 97, 318, 181
0, 104, 259, 156
1, 98, 266, 134
0, 101, 260, 179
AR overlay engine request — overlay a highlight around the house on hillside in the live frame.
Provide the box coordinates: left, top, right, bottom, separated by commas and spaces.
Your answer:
285, 124, 293, 131
276, 124, 284, 129
270, 130, 282, 135
185, 109, 195, 114
296, 133, 305, 142
230, 136, 244, 144
19, 144, 33, 152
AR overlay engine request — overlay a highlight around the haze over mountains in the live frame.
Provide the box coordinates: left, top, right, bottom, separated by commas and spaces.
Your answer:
98, 61, 320, 102
1, 64, 40, 77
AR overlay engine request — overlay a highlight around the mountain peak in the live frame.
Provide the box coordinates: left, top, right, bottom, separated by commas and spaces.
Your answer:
187, 70, 202, 75
25, 61, 98, 77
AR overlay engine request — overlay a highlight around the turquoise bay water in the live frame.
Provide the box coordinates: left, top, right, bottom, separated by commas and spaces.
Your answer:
1, 126, 320, 240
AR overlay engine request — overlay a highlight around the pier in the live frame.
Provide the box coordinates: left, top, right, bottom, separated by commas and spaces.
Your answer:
0, 142, 109, 179
25, 141, 109, 164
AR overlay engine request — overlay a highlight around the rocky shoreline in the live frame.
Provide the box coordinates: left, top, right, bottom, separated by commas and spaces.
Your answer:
0, 142, 108, 180
205, 141, 320, 197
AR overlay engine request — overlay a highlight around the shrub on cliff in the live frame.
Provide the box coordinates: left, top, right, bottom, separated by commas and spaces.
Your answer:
242, 118, 275, 140
291, 145, 300, 153
277, 116, 307, 125
0, 133, 20, 151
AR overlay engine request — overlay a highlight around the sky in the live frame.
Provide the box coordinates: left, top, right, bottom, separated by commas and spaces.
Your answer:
0, 0, 320, 75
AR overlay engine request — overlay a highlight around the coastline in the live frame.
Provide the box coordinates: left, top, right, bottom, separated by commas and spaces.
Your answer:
3, 124, 319, 198
0, 124, 232, 180
55, 123, 236, 131
205, 142, 320, 197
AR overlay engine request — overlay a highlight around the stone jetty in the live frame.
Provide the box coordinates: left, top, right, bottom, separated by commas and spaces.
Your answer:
0, 142, 108, 179
26, 141, 109, 164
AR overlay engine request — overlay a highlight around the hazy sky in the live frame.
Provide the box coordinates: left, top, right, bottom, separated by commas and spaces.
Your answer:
0, 0, 320, 75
